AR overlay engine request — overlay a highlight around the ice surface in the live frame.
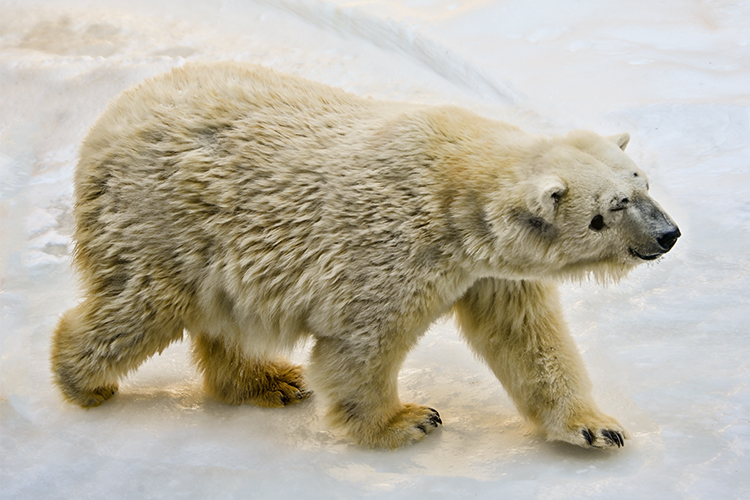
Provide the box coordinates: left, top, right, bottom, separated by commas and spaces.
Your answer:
1, 0, 749, 498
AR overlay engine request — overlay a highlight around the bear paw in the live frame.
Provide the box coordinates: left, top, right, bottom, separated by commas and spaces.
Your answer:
68, 384, 119, 408
252, 369, 312, 408
354, 404, 442, 448
549, 414, 628, 449
579, 426, 626, 448
210, 361, 311, 408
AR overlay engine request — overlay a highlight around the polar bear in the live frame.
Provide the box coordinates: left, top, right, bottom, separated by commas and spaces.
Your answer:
51, 62, 680, 449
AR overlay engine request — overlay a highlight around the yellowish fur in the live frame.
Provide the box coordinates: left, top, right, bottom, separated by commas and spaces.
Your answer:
51, 62, 677, 449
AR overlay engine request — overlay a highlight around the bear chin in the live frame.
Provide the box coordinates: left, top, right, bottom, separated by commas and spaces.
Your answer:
630, 248, 663, 261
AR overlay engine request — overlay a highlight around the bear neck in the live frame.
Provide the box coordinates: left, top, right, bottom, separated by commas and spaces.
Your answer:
410, 107, 549, 280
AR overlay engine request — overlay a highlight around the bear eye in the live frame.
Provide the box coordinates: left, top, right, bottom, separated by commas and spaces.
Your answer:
590, 214, 605, 231
611, 197, 629, 212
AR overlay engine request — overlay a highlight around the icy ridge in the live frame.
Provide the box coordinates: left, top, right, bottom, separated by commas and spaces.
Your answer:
254, 0, 524, 105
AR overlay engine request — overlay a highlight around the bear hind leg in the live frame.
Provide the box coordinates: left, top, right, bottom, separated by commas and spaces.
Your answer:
51, 298, 184, 407
51, 308, 118, 407
190, 333, 310, 407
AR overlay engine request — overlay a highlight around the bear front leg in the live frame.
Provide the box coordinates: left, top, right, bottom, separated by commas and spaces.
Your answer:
309, 335, 442, 448
454, 278, 627, 449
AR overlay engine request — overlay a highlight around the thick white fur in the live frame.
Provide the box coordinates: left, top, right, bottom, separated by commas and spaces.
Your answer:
51, 62, 661, 449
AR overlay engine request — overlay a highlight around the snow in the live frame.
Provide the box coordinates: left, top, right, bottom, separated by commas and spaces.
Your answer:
1, 0, 749, 498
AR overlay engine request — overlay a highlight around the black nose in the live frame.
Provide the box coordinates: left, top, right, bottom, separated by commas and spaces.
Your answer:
657, 227, 681, 251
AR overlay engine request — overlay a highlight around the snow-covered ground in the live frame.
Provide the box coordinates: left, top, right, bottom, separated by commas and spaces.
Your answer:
1, 0, 749, 498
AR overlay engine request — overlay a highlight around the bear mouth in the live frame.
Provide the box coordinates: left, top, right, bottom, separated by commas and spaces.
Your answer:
629, 248, 662, 261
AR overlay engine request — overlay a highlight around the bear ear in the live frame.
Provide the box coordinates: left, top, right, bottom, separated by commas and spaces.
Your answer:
607, 133, 630, 151
533, 177, 567, 221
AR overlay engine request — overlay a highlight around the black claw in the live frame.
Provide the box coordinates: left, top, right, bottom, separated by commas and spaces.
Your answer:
582, 428, 594, 446
416, 424, 427, 435
615, 431, 625, 447
296, 389, 311, 400
601, 429, 625, 448
427, 408, 442, 426
602, 429, 615, 446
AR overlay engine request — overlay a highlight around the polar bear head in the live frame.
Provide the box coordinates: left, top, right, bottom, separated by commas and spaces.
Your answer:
481, 130, 680, 281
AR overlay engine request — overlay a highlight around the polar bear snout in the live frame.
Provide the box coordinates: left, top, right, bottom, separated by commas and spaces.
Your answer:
627, 196, 680, 260
657, 227, 681, 252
